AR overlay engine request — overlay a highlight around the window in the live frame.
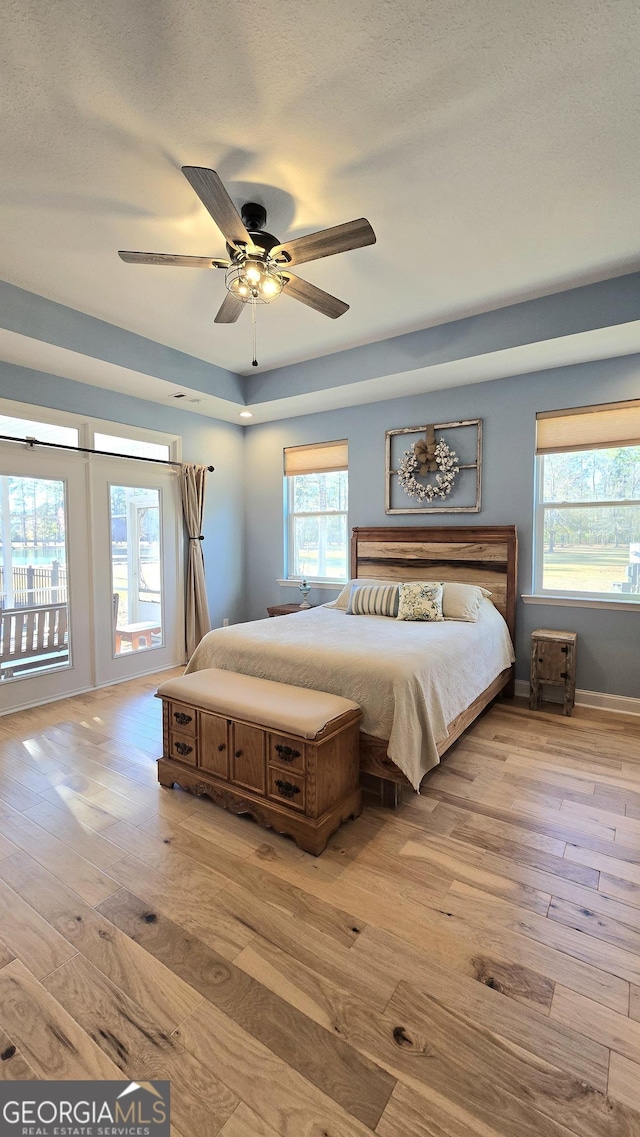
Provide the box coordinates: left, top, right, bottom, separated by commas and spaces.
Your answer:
0, 399, 179, 463
534, 401, 640, 601
284, 441, 348, 581
0, 414, 78, 448
94, 432, 170, 461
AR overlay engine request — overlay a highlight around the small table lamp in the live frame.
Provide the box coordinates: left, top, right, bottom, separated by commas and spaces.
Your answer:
299, 578, 311, 609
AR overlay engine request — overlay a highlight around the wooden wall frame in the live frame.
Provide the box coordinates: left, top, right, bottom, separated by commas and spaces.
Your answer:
385, 419, 482, 514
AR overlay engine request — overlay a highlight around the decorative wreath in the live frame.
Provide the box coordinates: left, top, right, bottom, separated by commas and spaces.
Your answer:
397, 438, 460, 503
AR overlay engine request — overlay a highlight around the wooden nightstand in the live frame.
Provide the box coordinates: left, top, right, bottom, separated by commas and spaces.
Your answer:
267, 603, 307, 617
530, 629, 577, 716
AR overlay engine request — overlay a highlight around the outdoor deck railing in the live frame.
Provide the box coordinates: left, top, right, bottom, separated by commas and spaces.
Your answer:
0, 561, 68, 609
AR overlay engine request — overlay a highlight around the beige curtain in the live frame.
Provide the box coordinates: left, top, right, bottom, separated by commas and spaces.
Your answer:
180, 464, 211, 658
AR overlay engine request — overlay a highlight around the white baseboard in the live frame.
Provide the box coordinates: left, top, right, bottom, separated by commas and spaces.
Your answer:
514, 679, 640, 717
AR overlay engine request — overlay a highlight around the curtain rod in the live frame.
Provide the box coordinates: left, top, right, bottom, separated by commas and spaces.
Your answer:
0, 433, 214, 472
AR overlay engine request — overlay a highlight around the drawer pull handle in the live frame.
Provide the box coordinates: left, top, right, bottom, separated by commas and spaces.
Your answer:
275, 744, 301, 762
275, 779, 301, 800
174, 711, 192, 726
217, 743, 226, 752
174, 741, 193, 757
235, 749, 243, 758
561, 645, 569, 654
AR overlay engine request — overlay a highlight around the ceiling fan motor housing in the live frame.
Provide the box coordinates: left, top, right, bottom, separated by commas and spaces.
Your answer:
241, 202, 267, 231
224, 202, 283, 258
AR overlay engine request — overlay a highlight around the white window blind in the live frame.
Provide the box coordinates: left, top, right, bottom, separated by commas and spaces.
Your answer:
536, 400, 640, 454
284, 439, 348, 477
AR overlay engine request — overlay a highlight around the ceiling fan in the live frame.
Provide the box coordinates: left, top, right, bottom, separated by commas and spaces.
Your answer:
118, 166, 376, 365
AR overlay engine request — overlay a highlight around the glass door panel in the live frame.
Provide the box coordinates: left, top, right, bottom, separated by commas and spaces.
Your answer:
110, 486, 164, 654
92, 462, 182, 685
0, 447, 92, 713
0, 475, 70, 681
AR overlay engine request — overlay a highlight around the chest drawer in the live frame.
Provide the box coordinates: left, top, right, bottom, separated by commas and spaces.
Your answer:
168, 702, 197, 736
268, 767, 306, 812
168, 730, 197, 765
268, 732, 305, 774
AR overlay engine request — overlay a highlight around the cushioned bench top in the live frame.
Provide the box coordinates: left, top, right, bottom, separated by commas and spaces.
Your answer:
157, 668, 361, 740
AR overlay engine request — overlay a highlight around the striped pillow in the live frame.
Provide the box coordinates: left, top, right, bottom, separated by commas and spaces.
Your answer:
346, 582, 400, 617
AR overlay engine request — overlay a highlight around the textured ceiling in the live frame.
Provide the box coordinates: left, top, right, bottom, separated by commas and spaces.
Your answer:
1, 0, 640, 377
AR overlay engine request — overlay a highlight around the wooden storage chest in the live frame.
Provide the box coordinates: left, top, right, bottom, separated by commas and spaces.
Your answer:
156, 668, 363, 855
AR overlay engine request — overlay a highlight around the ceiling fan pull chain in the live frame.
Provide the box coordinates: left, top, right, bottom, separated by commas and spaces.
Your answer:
251, 296, 258, 367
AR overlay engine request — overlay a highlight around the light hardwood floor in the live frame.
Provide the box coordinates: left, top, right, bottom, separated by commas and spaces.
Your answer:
1, 673, 640, 1135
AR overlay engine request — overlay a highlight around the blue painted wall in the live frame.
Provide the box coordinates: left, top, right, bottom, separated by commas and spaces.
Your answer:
0, 362, 245, 630
3, 349, 640, 698
244, 353, 640, 698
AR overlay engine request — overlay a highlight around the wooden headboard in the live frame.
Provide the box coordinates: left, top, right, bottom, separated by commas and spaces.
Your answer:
351, 525, 518, 644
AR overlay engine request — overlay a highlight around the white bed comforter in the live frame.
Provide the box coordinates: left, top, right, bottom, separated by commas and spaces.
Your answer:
186, 600, 515, 791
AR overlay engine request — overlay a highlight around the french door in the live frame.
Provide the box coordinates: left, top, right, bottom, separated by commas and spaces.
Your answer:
0, 445, 183, 711
90, 460, 183, 685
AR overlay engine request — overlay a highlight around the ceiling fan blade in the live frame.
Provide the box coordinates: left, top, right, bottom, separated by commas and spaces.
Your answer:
214, 292, 245, 323
182, 166, 255, 251
271, 218, 376, 267
281, 272, 349, 319
118, 251, 229, 268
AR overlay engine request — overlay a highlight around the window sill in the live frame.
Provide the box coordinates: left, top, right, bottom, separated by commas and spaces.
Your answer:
522, 594, 640, 612
276, 578, 346, 591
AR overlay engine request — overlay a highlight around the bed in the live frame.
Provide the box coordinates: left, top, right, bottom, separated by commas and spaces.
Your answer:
187, 526, 517, 804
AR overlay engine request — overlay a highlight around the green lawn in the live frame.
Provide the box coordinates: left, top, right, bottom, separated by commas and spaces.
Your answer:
543, 545, 636, 594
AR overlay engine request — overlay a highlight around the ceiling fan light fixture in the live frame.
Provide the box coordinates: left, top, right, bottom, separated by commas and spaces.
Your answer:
120, 168, 376, 365
260, 275, 281, 297
224, 259, 284, 305
244, 261, 262, 285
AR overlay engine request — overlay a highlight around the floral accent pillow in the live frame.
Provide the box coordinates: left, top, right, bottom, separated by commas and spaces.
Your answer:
396, 581, 444, 622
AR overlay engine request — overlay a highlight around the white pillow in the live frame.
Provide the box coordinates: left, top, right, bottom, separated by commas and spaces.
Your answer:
397, 581, 445, 622
324, 578, 391, 610
442, 582, 492, 622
